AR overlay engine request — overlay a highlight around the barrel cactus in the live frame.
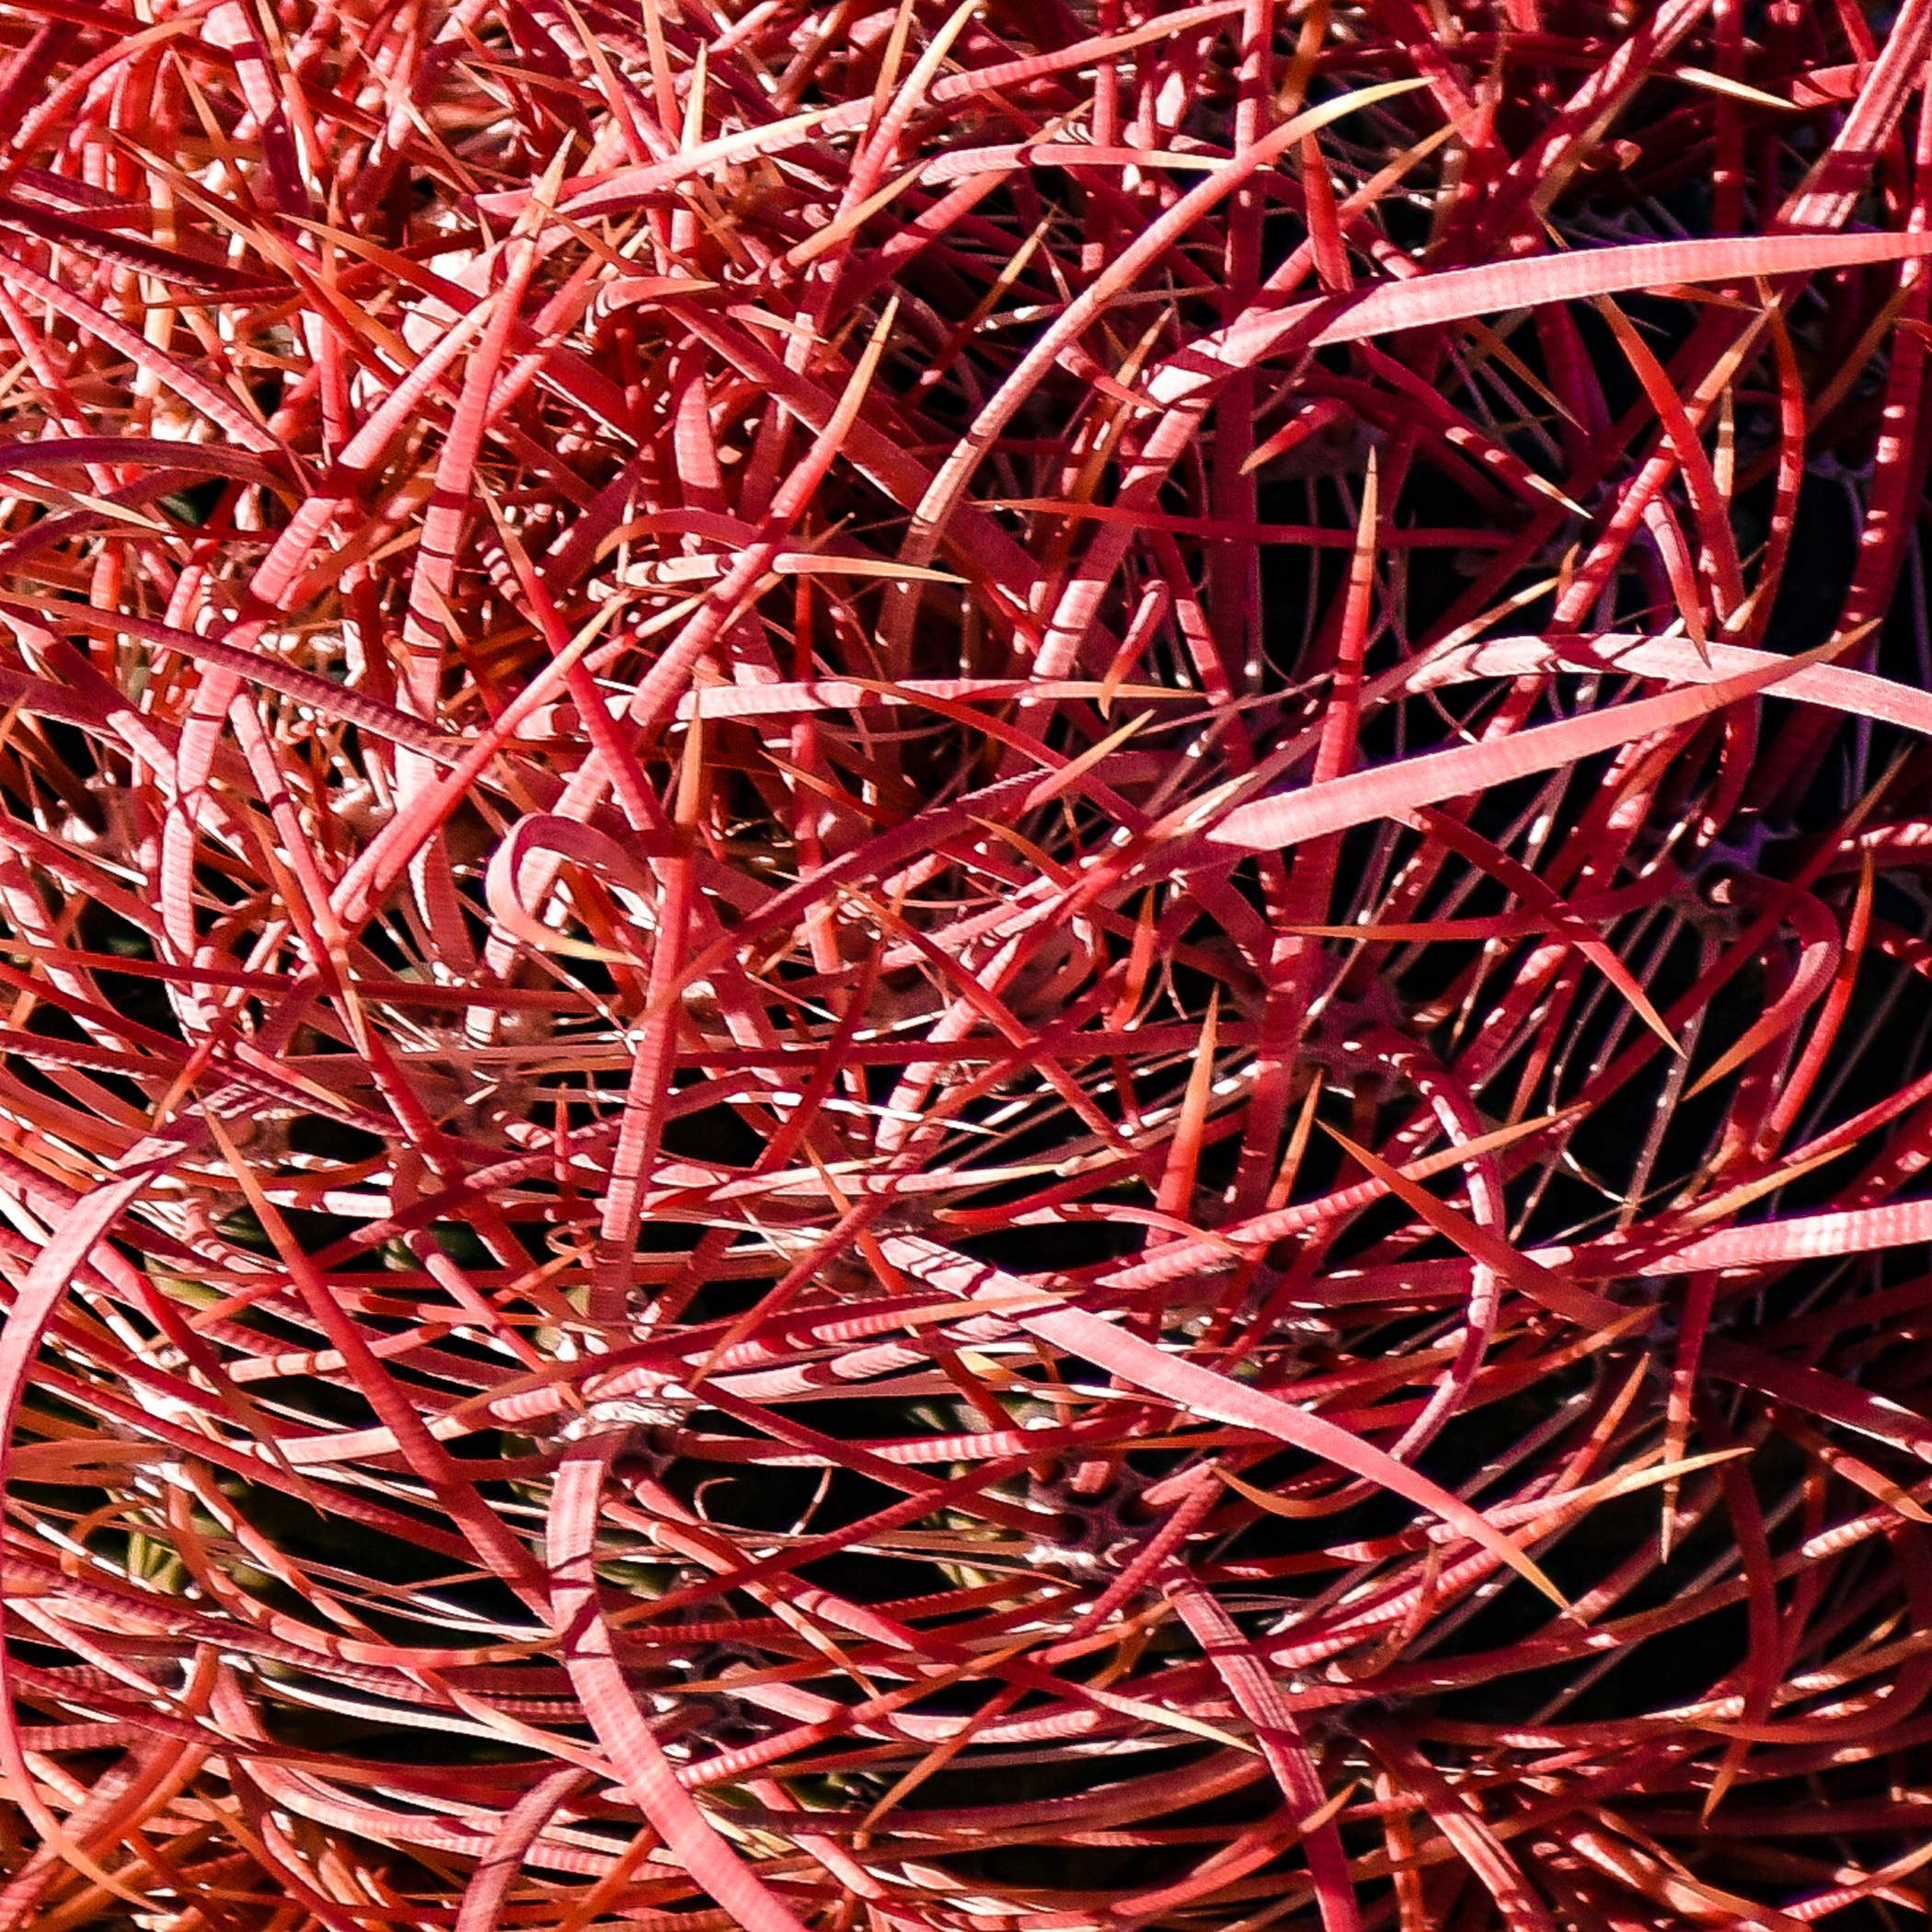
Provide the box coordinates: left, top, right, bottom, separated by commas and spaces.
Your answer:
6, 0, 1932, 1928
